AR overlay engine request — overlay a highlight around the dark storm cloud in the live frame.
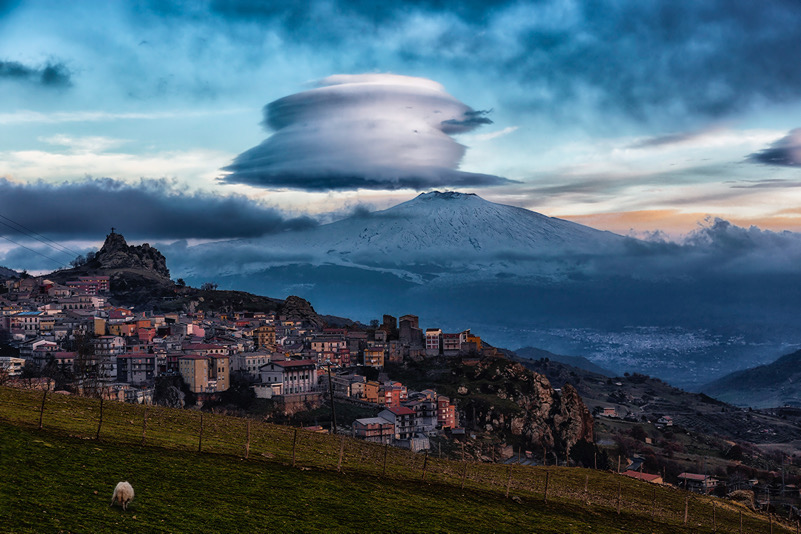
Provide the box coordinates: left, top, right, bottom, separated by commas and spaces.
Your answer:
167, 0, 801, 125
747, 129, 801, 167
0, 178, 316, 240
0, 59, 71, 88
221, 74, 513, 191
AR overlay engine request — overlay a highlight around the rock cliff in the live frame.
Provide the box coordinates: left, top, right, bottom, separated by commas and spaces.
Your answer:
92, 230, 170, 279
279, 295, 324, 329
455, 358, 594, 453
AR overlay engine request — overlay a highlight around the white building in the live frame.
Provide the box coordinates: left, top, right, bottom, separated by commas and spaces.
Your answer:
232, 352, 271, 379
0, 356, 26, 377
259, 359, 317, 395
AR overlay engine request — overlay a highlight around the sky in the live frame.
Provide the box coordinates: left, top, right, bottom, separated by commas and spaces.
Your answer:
2, 0, 801, 271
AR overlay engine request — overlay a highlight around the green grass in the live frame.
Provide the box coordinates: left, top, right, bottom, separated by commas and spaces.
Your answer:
0, 387, 793, 533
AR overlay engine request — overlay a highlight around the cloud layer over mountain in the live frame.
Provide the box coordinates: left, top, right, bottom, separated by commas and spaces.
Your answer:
0, 177, 315, 240
221, 74, 511, 191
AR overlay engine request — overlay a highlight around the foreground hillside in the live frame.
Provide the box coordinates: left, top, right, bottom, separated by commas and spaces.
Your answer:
2, 423, 591, 533
0, 387, 788, 533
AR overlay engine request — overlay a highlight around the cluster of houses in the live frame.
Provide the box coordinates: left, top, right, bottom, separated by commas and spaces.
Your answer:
0, 276, 492, 447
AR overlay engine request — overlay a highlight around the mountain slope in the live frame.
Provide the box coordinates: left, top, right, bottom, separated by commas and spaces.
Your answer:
0, 265, 19, 279
513, 346, 613, 377
173, 191, 627, 282
273, 191, 625, 264
702, 349, 801, 408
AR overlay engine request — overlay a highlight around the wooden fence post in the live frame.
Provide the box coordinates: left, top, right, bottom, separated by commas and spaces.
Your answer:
421, 450, 429, 480
461, 442, 465, 462
337, 435, 345, 473
616, 482, 621, 515
651, 487, 656, 521
37, 389, 47, 430
584, 474, 589, 495
617, 455, 621, 473
382, 443, 389, 477
544, 471, 550, 504
739, 509, 743, 534
291, 428, 298, 468
245, 419, 251, 459
198, 413, 204, 453
684, 494, 689, 525
594, 451, 597, 470
95, 395, 104, 440
141, 408, 148, 446
712, 501, 716, 532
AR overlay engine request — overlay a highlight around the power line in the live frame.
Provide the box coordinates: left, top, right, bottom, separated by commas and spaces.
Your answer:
0, 213, 83, 259
0, 220, 76, 262
0, 234, 66, 270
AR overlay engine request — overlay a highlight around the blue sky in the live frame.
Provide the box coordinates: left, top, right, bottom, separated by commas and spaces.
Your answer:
3, 0, 801, 270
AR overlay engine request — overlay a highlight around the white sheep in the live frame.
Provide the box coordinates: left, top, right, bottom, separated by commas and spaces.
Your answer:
110, 481, 134, 511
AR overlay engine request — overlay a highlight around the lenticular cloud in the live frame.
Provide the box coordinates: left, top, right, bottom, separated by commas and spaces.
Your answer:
221, 74, 512, 191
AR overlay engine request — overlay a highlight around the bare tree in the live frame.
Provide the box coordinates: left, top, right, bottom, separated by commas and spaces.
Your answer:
71, 330, 100, 397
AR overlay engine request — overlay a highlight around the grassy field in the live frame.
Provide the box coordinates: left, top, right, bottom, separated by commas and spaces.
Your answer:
0, 386, 794, 533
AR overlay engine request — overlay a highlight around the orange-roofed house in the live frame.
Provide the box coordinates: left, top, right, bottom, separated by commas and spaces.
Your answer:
622, 471, 664, 484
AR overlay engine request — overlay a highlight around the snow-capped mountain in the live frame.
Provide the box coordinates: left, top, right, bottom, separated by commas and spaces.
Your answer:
271, 191, 625, 264
170, 191, 801, 389
173, 191, 627, 281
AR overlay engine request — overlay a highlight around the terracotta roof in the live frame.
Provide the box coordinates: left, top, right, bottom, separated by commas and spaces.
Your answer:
387, 406, 415, 416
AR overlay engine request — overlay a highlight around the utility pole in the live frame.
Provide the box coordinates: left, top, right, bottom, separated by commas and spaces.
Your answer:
326, 361, 337, 435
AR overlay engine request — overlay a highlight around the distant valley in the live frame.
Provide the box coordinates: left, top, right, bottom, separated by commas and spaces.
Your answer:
164, 191, 801, 389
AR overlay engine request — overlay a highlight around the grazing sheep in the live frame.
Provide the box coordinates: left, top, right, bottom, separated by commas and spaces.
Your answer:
111, 481, 134, 511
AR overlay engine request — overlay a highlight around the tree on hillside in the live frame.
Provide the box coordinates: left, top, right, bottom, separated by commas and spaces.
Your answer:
153, 375, 187, 408
71, 331, 99, 396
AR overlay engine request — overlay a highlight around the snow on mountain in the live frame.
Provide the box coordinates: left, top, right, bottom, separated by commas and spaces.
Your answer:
283, 191, 625, 262
172, 191, 628, 281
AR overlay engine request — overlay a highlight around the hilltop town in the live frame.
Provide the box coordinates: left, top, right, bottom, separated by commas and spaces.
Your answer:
4, 231, 801, 514
0, 231, 545, 454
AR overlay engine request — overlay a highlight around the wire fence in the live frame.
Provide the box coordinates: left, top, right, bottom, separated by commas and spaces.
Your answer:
0, 385, 796, 533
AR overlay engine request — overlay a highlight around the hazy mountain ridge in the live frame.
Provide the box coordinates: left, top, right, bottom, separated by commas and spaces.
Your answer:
702, 349, 801, 408
0, 265, 20, 279
512, 346, 614, 377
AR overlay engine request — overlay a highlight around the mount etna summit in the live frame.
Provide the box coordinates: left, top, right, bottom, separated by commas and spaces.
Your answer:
166, 191, 801, 388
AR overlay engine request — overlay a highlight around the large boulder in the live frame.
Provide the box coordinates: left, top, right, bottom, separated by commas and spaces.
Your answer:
459, 359, 594, 452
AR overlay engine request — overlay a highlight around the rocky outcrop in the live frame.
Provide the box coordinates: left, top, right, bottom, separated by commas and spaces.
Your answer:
456, 358, 594, 453
92, 230, 170, 279
279, 295, 324, 329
